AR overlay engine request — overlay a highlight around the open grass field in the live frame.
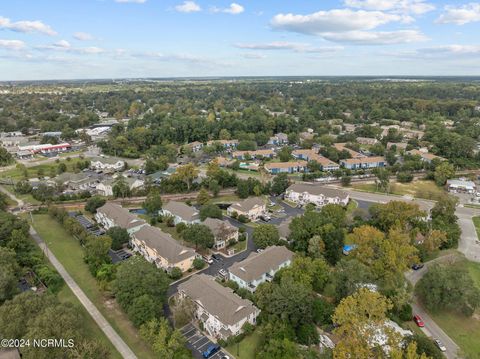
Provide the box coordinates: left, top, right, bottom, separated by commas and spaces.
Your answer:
30, 214, 156, 359
0, 157, 86, 181
225, 330, 262, 359
425, 260, 480, 359
353, 180, 446, 201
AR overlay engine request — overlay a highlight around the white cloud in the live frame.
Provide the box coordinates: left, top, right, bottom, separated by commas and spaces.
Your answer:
344, 0, 435, 15
384, 45, 480, 59
212, 3, 244, 15
234, 41, 343, 53
115, 0, 147, 3
270, 9, 410, 35
436, 3, 480, 25
321, 29, 428, 45
175, 1, 201, 13
241, 53, 266, 59
73, 32, 94, 41
37, 41, 104, 54
0, 16, 56, 36
0, 39, 26, 50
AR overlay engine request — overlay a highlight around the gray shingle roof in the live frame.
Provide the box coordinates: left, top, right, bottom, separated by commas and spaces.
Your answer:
178, 274, 258, 325
133, 225, 196, 264
286, 183, 349, 200
228, 246, 293, 282
97, 203, 146, 230
163, 201, 199, 222
229, 197, 265, 213
203, 218, 238, 238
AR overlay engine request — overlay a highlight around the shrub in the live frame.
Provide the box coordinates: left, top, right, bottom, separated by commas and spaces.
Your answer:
193, 258, 205, 270
397, 303, 413, 322
176, 222, 187, 233
169, 267, 183, 280
238, 214, 249, 223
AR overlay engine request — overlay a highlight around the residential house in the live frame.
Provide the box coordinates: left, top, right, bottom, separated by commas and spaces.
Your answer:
207, 139, 238, 149
187, 141, 204, 153
177, 274, 260, 339
95, 176, 144, 197
232, 149, 275, 160
227, 197, 266, 221
95, 202, 147, 234
292, 149, 339, 171
131, 225, 196, 272
344, 124, 357, 133
203, 218, 239, 250
333, 143, 365, 158
55, 172, 99, 192
90, 156, 125, 172
447, 179, 476, 194
340, 156, 387, 170
228, 246, 294, 292
216, 157, 234, 167
386, 142, 407, 151
267, 133, 289, 146
407, 149, 446, 164
285, 183, 350, 207
160, 201, 200, 225
402, 129, 425, 140
380, 125, 400, 138
264, 161, 308, 174
0, 136, 28, 148
356, 137, 379, 145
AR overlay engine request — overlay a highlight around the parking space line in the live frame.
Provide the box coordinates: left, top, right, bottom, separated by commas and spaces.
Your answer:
197, 340, 212, 351
183, 328, 196, 337
192, 336, 208, 346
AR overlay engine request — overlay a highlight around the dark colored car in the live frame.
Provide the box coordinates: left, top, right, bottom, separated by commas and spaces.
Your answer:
412, 264, 425, 270
211, 253, 222, 261
203, 344, 220, 358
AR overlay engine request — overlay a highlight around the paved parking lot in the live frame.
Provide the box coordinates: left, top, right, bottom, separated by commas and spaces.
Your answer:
181, 323, 229, 359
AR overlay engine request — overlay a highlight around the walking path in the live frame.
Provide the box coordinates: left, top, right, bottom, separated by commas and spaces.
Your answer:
29, 226, 137, 359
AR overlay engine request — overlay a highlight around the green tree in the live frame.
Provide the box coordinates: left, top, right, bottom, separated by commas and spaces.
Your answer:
196, 188, 210, 205
253, 224, 280, 249
84, 235, 112, 276
112, 176, 131, 198
434, 162, 455, 186
85, 196, 106, 213
199, 204, 222, 221
0, 247, 19, 303
128, 294, 158, 327
106, 227, 130, 250
278, 146, 292, 162
171, 163, 198, 191
271, 173, 290, 195
182, 224, 214, 250
143, 188, 163, 215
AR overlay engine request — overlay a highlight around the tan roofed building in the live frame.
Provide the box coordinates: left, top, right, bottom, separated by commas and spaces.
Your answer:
131, 225, 196, 272
285, 183, 349, 207
228, 246, 294, 292
178, 274, 260, 339
95, 203, 147, 234
227, 197, 266, 221
160, 201, 200, 225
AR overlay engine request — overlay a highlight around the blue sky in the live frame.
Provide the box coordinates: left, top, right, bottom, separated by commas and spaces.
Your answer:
1, 0, 480, 80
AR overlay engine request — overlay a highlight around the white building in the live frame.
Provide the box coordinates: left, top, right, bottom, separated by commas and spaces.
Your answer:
90, 157, 125, 172
228, 246, 294, 292
95, 202, 147, 235
447, 179, 476, 194
285, 183, 349, 207
227, 197, 266, 221
160, 201, 200, 225
178, 274, 260, 339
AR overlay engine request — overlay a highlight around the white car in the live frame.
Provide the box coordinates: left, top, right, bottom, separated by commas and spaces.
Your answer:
202, 256, 213, 264
434, 339, 447, 352
219, 269, 228, 277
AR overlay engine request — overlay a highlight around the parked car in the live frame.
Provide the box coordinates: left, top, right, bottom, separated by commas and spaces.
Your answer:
211, 253, 222, 261
256, 248, 264, 253
413, 314, 425, 327
412, 263, 424, 270
221, 356, 230, 359
203, 255, 213, 264
203, 344, 220, 358
434, 339, 446, 352
219, 269, 228, 278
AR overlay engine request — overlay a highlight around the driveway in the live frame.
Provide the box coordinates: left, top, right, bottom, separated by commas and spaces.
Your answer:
181, 324, 230, 359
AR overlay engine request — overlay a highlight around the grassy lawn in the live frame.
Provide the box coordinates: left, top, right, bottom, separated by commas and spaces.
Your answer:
57, 286, 122, 359
423, 260, 480, 359
210, 194, 241, 204
472, 217, 480, 240
225, 330, 263, 359
2, 184, 41, 205
227, 239, 247, 254
30, 214, 156, 359
346, 199, 358, 214
353, 180, 445, 201
0, 157, 85, 181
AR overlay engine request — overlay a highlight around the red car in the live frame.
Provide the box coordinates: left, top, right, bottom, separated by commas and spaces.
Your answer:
413, 314, 425, 327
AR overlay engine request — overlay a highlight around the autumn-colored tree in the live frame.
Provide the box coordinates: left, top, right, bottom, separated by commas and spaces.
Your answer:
171, 163, 199, 191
